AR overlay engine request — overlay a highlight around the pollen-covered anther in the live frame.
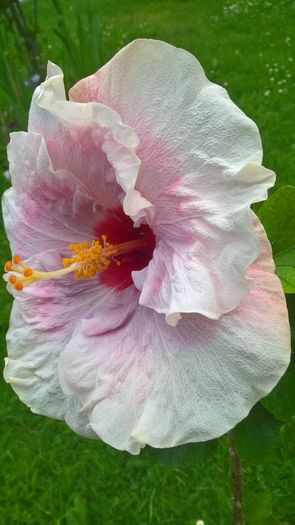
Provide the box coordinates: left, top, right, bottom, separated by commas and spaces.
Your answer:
62, 236, 116, 279
4, 255, 35, 292
4, 261, 12, 272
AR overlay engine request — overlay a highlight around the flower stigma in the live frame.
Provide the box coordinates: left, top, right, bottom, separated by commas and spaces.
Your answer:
4, 234, 151, 292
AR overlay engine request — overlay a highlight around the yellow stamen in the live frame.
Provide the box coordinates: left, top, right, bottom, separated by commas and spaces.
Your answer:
4, 256, 79, 292
3, 234, 148, 292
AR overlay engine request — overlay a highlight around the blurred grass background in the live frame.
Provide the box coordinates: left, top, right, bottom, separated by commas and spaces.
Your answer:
0, 1, 294, 524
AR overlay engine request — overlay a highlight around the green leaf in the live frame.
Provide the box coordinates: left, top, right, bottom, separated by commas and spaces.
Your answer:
258, 185, 295, 293
262, 354, 295, 422
148, 439, 218, 468
275, 248, 295, 293
287, 293, 295, 341
233, 404, 280, 463
262, 294, 295, 421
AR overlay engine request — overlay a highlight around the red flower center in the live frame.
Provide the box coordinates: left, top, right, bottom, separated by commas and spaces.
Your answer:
95, 207, 156, 291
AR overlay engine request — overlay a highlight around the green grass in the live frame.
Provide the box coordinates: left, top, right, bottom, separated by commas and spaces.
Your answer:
1, 383, 295, 525
1, 1, 295, 524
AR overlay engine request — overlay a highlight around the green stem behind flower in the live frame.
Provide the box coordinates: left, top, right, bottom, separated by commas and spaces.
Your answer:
228, 431, 243, 525
8, 0, 41, 75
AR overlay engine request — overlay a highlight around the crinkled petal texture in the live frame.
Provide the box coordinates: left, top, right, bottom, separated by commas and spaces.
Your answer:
70, 39, 275, 322
58, 216, 290, 453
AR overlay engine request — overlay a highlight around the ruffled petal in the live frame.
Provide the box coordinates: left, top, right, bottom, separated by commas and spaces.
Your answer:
58, 215, 290, 453
133, 207, 258, 323
3, 132, 105, 259
133, 163, 275, 322
69, 39, 275, 319
29, 61, 148, 211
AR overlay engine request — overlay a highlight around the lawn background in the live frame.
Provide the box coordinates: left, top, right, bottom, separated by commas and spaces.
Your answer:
0, 1, 294, 524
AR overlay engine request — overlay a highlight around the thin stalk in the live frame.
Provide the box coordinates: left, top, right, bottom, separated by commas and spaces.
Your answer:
8, 0, 41, 75
33, 0, 38, 35
228, 431, 243, 525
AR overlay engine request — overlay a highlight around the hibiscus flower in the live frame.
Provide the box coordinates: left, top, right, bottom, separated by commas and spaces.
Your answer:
3, 40, 290, 454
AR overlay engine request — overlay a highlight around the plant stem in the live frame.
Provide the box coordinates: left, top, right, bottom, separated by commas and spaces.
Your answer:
9, 0, 41, 75
228, 431, 243, 525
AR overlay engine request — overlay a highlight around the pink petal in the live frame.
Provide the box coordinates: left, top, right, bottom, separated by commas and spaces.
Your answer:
82, 286, 140, 336
3, 132, 105, 259
58, 214, 290, 453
